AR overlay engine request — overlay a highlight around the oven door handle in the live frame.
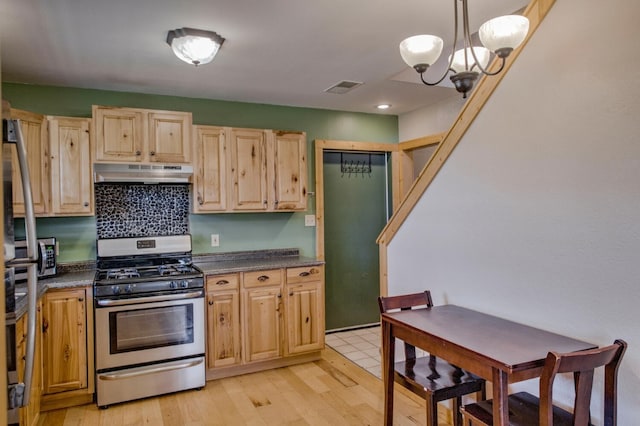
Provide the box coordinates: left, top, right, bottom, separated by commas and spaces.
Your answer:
96, 290, 204, 307
97, 358, 204, 381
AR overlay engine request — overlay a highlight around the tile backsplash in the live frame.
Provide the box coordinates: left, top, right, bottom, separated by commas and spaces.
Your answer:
95, 184, 190, 239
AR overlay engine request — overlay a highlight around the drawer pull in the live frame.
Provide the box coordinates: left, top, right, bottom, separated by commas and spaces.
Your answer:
299, 271, 310, 277
257, 275, 270, 282
216, 280, 229, 286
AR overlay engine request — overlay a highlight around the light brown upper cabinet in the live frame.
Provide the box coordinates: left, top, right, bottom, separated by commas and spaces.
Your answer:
272, 131, 307, 211
93, 106, 192, 164
193, 126, 307, 213
193, 126, 227, 212
229, 128, 269, 211
48, 117, 94, 216
9, 109, 50, 216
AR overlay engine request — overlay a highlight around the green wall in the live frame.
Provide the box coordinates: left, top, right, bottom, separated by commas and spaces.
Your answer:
3, 83, 398, 262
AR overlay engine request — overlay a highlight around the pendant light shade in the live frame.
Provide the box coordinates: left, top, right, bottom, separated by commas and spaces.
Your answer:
167, 28, 225, 66
479, 15, 529, 57
449, 47, 490, 73
399, 35, 444, 72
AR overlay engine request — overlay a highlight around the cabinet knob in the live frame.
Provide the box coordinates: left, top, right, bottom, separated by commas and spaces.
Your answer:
289, 291, 293, 296
135, 150, 141, 156
208, 299, 214, 306
150, 151, 156, 156
78, 297, 84, 302
197, 195, 204, 205
83, 202, 89, 207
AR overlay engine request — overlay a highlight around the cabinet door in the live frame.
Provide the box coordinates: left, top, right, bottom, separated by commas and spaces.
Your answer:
48, 117, 93, 216
193, 126, 227, 212
16, 302, 43, 426
93, 106, 144, 162
243, 286, 282, 362
272, 131, 307, 211
206, 290, 241, 368
229, 128, 268, 210
285, 281, 324, 355
148, 111, 192, 163
42, 289, 87, 394
10, 109, 49, 216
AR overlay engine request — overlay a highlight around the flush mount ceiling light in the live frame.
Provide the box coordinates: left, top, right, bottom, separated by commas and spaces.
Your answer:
166, 27, 225, 66
399, 0, 529, 98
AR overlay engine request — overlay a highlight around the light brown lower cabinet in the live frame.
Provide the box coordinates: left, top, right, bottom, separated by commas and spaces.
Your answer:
40, 287, 94, 411
206, 274, 241, 369
16, 301, 42, 426
285, 266, 325, 355
205, 265, 324, 380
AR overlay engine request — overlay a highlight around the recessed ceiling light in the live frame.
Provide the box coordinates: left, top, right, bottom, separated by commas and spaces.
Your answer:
377, 104, 391, 110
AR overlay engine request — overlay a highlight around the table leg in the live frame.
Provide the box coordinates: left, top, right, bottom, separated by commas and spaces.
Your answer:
491, 368, 509, 426
382, 319, 395, 426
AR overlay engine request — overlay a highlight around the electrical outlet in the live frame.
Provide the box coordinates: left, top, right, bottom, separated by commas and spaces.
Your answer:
304, 215, 316, 227
211, 234, 220, 247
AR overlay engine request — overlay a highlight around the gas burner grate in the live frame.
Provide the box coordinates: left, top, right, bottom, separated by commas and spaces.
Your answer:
157, 264, 194, 276
106, 268, 141, 280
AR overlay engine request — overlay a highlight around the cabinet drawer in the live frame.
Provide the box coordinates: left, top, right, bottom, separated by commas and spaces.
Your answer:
206, 274, 239, 291
243, 269, 282, 288
286, 266, 323, 284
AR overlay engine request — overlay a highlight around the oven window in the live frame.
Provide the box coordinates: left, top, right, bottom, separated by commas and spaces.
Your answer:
109, 303, 194, 354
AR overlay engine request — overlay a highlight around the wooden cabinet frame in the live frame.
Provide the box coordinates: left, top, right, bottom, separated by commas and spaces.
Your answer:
205, 265, 324, 380
93, 105, 192, 164
193, 126, 307, 213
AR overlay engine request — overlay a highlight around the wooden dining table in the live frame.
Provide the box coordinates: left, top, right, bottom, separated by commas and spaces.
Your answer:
381, 304, 597, 426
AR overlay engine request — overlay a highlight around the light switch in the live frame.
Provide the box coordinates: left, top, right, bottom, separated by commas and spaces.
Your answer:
211, 234, 220, 247
304, 215, 316, 227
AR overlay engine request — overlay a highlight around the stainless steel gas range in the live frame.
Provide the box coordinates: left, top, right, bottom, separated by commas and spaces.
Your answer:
93, 235, 205, 408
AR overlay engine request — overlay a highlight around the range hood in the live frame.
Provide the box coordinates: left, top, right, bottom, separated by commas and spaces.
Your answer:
94, 163, 193, 184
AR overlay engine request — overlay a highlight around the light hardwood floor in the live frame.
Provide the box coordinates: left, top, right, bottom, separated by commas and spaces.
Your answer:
37, 348, 452, 425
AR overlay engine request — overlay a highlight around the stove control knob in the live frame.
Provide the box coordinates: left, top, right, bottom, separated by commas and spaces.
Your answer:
180, 280, 189, 288
125, 284, 134, 293
169, 281, 178, 289
111, 286, 121, 295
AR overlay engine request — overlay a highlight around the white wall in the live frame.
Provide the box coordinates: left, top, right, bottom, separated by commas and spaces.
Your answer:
390, 0, 640, 423
398, 95, 463, 141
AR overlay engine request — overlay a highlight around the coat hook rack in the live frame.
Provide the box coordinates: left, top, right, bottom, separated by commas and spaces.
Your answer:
341, 153, 372, 178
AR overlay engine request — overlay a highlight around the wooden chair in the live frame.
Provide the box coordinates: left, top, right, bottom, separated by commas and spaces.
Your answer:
460, 339, 627, 426
378, 291, 486, 426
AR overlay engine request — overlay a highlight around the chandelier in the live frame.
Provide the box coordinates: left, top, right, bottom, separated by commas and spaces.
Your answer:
166, 27, 225, 66
399, 0, 529, 98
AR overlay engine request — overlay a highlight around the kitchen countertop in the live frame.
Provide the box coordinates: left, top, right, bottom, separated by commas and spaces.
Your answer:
195, 251, 323, 275
12, 248, 323, 319
13, 268, 96, 320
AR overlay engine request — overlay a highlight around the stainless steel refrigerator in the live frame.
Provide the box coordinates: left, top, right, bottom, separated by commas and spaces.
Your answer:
3, 117, 39, 425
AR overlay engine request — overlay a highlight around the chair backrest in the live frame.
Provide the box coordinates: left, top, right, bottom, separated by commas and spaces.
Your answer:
539, 339, 627, 426
378, 291, 434, 362
377, 291, 433, 314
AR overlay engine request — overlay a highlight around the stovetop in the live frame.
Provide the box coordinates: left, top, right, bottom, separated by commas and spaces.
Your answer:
95, 262, 202, 282
94, 235, 204, 298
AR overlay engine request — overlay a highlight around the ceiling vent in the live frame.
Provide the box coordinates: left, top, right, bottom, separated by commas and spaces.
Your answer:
324, 80, 363, 94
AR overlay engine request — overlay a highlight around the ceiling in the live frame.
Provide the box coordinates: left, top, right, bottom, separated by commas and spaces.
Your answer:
1, 0, 529, 115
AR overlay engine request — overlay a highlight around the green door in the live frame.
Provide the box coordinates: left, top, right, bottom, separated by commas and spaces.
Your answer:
323, 151, 390, 331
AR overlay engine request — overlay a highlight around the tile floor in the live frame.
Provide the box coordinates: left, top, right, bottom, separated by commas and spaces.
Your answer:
325, 324, 429, 379
325, 325, 384, 378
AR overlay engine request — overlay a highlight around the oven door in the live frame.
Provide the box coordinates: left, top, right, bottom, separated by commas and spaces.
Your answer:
95, 289, 205, 371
